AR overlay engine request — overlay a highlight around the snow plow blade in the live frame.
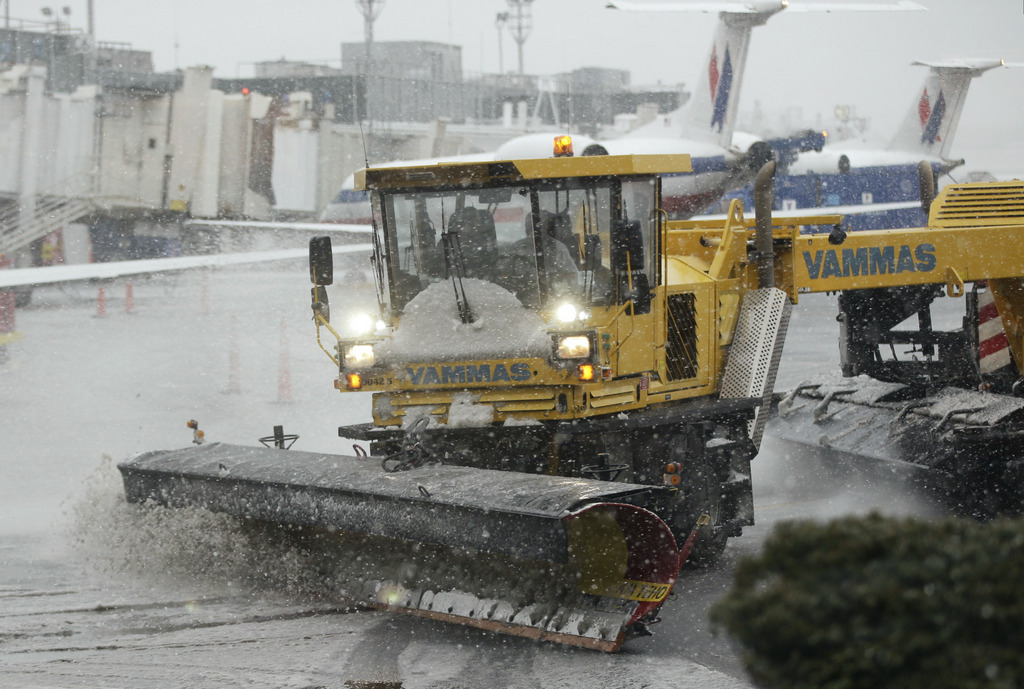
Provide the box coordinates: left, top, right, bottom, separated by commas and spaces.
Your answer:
771, 374, 1024, 516
118, 443, 682, 651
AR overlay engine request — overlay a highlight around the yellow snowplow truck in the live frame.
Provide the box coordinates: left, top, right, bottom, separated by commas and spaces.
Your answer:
119, 144, 1024, 651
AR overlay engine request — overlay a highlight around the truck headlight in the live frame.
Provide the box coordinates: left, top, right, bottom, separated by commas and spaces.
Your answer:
556, 303, 578, 323
557, 335, 591, 359
344, 344, 376, 369
350, 313, 374, 335
555, 303, 589, 323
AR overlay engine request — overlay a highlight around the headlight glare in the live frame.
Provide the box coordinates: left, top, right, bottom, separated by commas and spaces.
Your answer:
344, 344, 376, 369
556, 303, 578, 323
350, 313, 374, 335
557, 335, 591, 359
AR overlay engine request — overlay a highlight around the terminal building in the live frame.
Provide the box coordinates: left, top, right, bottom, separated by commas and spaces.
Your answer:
0, 25, 685, 267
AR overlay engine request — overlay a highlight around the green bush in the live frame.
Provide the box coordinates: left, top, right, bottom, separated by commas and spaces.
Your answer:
710, 514, 1024, 689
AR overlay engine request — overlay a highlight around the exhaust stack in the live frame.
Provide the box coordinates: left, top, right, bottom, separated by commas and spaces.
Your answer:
753, 160, 777, 289
918, 160, 936, 214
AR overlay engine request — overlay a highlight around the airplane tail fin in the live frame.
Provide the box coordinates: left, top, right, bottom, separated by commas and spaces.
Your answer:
681, 10, 774, 150
610, 2, 926, 150
621, 6, 783, 148
887, 60, 1010, 160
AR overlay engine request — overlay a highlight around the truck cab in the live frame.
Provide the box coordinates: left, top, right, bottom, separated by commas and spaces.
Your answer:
314, 152, 711, 430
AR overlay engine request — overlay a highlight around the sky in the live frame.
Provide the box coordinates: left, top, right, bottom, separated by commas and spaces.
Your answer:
5, 0, 1024, 172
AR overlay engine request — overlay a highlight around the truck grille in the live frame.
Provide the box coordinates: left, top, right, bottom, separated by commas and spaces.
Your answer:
665, 292, 699, 381
932, 181, 1024, 228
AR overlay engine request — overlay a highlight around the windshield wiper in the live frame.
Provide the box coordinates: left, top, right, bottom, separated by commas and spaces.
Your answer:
440, 215, 474, 324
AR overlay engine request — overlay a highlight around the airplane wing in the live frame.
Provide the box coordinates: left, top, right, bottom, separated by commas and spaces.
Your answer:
691, 200, 922, 224
184, 219, 372, 234
911, 59, 1024, 72
607, 1, 925, 11
0, 244, 372, 289
783, 200, 922, 217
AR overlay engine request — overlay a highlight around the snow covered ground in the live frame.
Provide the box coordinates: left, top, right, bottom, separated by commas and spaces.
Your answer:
0, 265, 946, 688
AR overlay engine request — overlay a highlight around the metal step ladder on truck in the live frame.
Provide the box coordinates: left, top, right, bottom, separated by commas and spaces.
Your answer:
119, 139, 1024, 651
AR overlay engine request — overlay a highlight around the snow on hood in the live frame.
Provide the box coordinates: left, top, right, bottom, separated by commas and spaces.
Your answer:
377, 279, 552, 364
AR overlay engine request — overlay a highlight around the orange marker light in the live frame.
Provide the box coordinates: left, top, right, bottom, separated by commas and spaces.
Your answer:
577, 363, 595, 381
553, 135, 574, 158
346, 373, 362, 390
187, 419, 205, 445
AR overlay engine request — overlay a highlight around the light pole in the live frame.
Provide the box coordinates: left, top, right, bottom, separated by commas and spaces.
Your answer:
356, 0, 385, 77
495, 12, 509, 75
506, 0, 533, 76
40, 6, 72, 32
355, 0, 385, 129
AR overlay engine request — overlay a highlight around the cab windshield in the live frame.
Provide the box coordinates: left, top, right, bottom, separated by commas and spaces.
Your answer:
373, 177, 657, 315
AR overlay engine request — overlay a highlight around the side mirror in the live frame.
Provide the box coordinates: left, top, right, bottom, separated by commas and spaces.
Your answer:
611, 219, 644, 270
311, 285, 330, 323
309, 236, 334, 286
583, 233, 603, 272
618, 271, 652, 314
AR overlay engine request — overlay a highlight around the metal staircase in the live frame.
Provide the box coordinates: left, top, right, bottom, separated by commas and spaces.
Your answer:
0, 193, 95, 256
